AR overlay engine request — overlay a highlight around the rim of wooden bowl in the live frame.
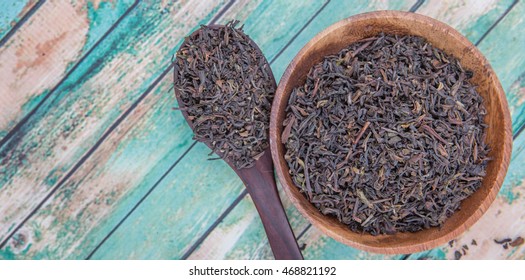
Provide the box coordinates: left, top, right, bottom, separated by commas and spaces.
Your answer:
269, 10, 512, 254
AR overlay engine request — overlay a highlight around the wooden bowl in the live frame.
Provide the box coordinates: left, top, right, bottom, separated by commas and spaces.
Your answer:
269, 11, 512, 254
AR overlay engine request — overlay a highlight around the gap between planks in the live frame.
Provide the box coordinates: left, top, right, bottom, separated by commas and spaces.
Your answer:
0, 0, 139, 149
86, 0, 330, 259
179, 0, 525, 260
0, 0, 230, 249
0, 0, 139, 248
2, 1, 523, 260
0, 0, 45, 48
181, 0, 419, 259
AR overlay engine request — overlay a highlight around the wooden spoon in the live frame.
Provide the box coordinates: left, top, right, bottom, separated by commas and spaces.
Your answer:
173, 25, 303, 260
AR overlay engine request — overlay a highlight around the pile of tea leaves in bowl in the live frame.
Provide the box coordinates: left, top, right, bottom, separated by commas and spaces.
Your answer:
282, 33, 490, 235
174, 21, 275, 169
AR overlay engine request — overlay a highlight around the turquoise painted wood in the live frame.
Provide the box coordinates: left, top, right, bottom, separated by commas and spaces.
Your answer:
0, 0, 136, 137
483, 1, 525, 133
87, 0, 332, 260
187, 187, 311, 260
0, 0, 226, 245
186, 0, 520, 260
271, 0, 416, 81
1, 0, 525, 260
0, 76, 197, 259
0, 0, 37, 40
416, 0, 515, 44
0, 0, 329, 259
87, 143, 246, 260
187, 0, 419, 260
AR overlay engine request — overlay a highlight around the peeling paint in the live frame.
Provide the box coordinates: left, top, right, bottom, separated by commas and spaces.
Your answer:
0, 0, 38, 39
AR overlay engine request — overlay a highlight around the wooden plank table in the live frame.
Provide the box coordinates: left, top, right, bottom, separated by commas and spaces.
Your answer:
0, 0, 523, 260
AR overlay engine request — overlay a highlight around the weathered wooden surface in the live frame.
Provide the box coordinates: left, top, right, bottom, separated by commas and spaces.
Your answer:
0, 0, 136, 136
0, 0, 524, 259
0, 0, 328, 259
0, 0, 39, 42
0, 0, 225, 245
185, 0, 522, 260
188, 0, 419, 260
88, 0, 331, 260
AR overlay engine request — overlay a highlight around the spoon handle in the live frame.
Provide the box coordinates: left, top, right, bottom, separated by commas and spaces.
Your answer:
237, 149, 304, 260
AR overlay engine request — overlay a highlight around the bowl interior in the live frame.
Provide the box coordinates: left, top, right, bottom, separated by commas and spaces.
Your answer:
270, 11, 512, 254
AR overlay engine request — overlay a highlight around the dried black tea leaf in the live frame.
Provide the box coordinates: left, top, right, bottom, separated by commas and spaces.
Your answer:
299, 243, 307, 250
494, 238, 512, 244
174, 21, 275, 169
454, 250, 462, 260
283, 33, 490, 235
509, 237, 524, 247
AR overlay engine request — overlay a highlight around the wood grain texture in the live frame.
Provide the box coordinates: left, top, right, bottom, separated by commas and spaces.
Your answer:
1, 0, 523, 260
479, 1, 525, 134
220, 148, 305, 260
187, 0, 420, 259
271, 10, 511, 254
0, 0, 326, 259
273, 0, 519, 259
416, 0, 515, 44
0, 0, 225, 245
299, 227, 405, 259
187, 182, 306, 260
186, 181, 405, 259
187, 194, 271, 260
0, 0, 136, 136
0, 74, 196, 259
0, 0, 38, 39
188, 184, 304, 260
270, 0, 417, 81
190, 0, 519, 259
87, 0, 328, 260
85, 143, 245, 260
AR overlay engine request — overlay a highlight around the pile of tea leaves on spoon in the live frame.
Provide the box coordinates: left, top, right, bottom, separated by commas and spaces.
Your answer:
174, 21, 275, 169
